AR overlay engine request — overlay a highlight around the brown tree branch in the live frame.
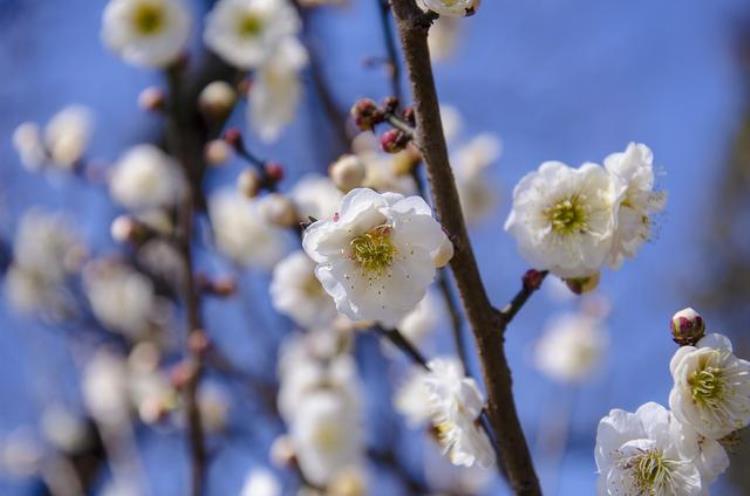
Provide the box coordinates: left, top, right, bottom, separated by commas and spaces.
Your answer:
388, 1, 542, 493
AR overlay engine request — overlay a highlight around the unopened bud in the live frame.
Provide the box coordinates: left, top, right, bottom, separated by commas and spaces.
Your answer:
260, 193, 298, 228
264, 161, 285, 184
198, 274, 237, 297
138, 87, 166, 112
380, 129, 410, 154
433, 237, 454, 268
351, 98, 384, 131
522, 269, 547, 292
198, 81, 237, 120
330, 155, 366, 192
188, 330, 211, 355
111, 215, 137, 243
382, 96, 399, 114
223, 128, 243, 149
671, 307, 705, 346
204, 139, 233, 166
403, 106, 416, 126
237, 168, 262, 198
564, 272, 600, 295
170, 361, 194, 389
270, 435, 296, 468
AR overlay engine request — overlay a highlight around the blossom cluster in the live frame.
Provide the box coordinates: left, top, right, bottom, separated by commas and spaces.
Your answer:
506, 142, 666, 285
595, 309, 750, 495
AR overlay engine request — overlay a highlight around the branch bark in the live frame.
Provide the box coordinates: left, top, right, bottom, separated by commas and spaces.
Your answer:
388, 2, 542, 494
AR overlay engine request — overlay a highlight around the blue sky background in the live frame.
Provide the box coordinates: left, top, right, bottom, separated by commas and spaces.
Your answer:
1, 0, 749, 494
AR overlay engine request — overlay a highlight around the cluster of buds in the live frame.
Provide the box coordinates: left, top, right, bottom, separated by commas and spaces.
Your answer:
223, 128, 285, 196
350, 97, 416, 154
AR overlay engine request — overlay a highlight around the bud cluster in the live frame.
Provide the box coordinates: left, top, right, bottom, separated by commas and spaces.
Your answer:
350, 97, 417, 155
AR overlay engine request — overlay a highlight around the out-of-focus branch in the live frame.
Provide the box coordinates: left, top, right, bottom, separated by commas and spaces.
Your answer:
388, 1, 542, 493
377, 0, 404, 102
165, 65, 209, 496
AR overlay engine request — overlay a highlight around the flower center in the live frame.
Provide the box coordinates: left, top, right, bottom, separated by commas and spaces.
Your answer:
350, 225, 396, 275
689, 363, 725, 408
632, 450, 673, 491
132, 2, 165, 36
545, 195, 588, 235
237, 13, 264, 38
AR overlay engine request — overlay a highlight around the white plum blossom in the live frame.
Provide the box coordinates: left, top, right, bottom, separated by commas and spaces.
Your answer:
203, 0, 300, 70
82, 351, 131, 428
669, 333, 750, 440
270, 250, 338, 329
424, 358, 494, 468
110, 144, 186, 211
505, 161, 619, 279
290, 390, 364, 486
209, 191, 288, 268
13, 106, 94, 171
452, 133, 501, 224
397, 290, 440, 348
241, 468, 281, 496
102, 0, 191, 68
394, 366, 431, 427
595, 402, 725, 496
416, 0, 479, 16
249, 37, 308, 142
83, 260, 157, 338
604, 143, 667, 268
302, 188, 452, 327
534, 312, 608, 384
290, 174, 344, 221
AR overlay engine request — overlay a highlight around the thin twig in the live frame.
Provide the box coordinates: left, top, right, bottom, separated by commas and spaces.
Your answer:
377, 0, 404, 101
374, 325, 429, 369
388, 1, 543, 493
499, 270, 549, 325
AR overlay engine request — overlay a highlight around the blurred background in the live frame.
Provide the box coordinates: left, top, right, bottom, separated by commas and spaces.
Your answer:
2, 0, 750, 494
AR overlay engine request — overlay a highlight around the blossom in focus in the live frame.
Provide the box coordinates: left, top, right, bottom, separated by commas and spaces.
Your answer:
669, 333, 750, 440
109, 144, 186, 211
534, 311, 608, 384
302, 188, 452, 326
505, 161, 619, 279
270, 251, 338, 329
424, 358, 494, 468
83, 260, 157, 339
595, 402, 724, 495
248, 37, 308, 142
604, 143, 667, 268
415, 0, 480, 17
101, 0, 191, 67
204, 0, 300, 70
209, 191, 288, 269
290, 174, 344, 222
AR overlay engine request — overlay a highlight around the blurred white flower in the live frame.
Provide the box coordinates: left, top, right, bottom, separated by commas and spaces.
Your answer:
249, 37, 308, 142
393, 366, 431, 427
198, 382, 230, 433
505, 161, 618, 279
595, 402, 721, 496
291, 174, 344, 222
291, 390, 364, 486
423, 438, 493, 495
428, 17, 461, 61
360, 150, 417, 195
83, 260, 156, 338
241, 468, 281, 496
534, 312, 608, 384
330, 155, 367, 193
416, 0, 479, 16
452, 133, 501, 224
44, 106, 94, 168
604, 142, 667, 268
397, 290, 439, 347
102, 0, 191, 67
1, 429, 42, 477
110, 144, 186, 211
136, 238, 186, 290
41, 406, 92, 454
204, 0, 300, 69
424, 358, 494, 468
669, 333, 750, 440
12, 123, 46, 171
209, 191, 288, 269
4, 265, 72, 319
302, 188, 451, 326
270, 250, 338, 329
82, 351, 131, 428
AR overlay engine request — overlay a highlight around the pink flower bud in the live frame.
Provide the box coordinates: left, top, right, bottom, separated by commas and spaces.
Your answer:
671, 307, 705, 346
